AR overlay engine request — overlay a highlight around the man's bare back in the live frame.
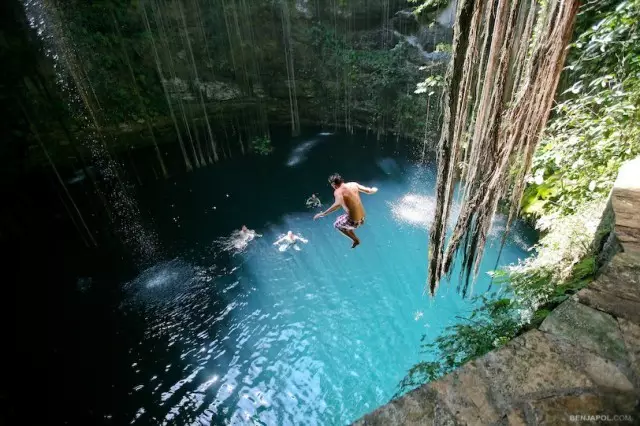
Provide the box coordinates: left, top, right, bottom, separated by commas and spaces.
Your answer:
335, 182, 366, 222
314, 173, 378, 248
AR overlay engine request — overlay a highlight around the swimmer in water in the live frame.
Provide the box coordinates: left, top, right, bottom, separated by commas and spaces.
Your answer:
273, 231, 308, 251
306, 193, 322, 208
229, 225, 261, 251
314, 173, 378, 248
239, 225, 261, 241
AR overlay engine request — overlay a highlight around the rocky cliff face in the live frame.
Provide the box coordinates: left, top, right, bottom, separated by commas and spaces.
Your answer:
15, 0, 452, 165
611, 157, 640, 253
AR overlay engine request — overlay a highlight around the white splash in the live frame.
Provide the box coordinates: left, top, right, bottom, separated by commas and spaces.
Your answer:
389, 193, 438, 228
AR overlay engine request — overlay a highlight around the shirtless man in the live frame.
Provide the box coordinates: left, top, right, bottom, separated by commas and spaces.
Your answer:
313, 173, 378, 248
273, 231, 308, 251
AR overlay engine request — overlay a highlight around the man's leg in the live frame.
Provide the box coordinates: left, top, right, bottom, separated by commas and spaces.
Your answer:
346, 230, 360, 248
337, 228, 360, 248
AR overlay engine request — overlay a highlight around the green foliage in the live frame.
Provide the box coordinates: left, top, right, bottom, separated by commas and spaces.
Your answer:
396, 295, 520, 396
435, 43, 452, 53
250, 136, 273, 155
415, 74, 444, 95
523, 0, 640, 219
408, 0, 450, 16
307, 23, 428, 137
56, 0, 168, 125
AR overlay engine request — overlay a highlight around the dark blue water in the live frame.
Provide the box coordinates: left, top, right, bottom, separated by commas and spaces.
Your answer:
33, 130, 534, 425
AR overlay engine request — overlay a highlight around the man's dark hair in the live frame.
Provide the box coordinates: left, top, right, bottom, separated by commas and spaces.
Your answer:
328, 173, 344, 186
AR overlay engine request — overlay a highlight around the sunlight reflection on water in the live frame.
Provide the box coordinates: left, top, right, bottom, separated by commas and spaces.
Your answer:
286, 139, 320, 167
113, 137, 535, 426
389, 193, 461, 229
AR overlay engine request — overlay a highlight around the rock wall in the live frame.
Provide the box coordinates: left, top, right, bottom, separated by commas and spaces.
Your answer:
18, 0, 453, 167
354, 156, 640, 425
612, 157, 640, 254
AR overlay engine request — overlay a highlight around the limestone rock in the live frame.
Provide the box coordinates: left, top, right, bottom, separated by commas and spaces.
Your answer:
428, 360, 499, 424
500, 392, 639, 425
540, 300, 627, 362
198, 81, 242, 101
577, 287, 640, 325
477, 330, 593, 412
591, 252, 640, 303
611, 156, 640, 253
541, 331, 634, 392
618, 318, 640, 387
162, 77, 189, 94
353, 385, 455, 426
417, 24, 453, 52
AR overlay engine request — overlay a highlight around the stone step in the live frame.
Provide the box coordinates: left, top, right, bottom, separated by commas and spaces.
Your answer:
611, 157, 640, 253
577, 252, 640, 325
539, 299, 627, 361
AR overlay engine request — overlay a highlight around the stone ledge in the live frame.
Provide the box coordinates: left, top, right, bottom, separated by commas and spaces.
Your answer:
539, 299, 627, 362
577, 288, 640, 325
612, 156, 640, 253
497, 391, 639, 426
618, 318, 640, 389
353, 384, 456, 425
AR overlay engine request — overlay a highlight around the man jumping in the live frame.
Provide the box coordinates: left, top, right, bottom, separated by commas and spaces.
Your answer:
313, 173, 378, 248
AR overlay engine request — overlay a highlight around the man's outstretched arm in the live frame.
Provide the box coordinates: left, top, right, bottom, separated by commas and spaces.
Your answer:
314, 200, 341, 220
356, 183, 378, 194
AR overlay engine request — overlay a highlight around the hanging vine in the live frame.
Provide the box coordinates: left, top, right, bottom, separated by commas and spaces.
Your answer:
427, 0, 580, 296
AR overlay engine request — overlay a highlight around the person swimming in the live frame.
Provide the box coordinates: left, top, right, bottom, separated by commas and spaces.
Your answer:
226, 225, 261, 252
273, 231, 308, 251
239, 225, 261, 241
313, 173, 378, 248
306, 193, 322, 208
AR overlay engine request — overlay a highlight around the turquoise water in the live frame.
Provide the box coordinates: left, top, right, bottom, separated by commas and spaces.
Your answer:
71, 130, 533, 425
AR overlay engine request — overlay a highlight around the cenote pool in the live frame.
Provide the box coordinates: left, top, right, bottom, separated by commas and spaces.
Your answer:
41, 129, 535, 425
